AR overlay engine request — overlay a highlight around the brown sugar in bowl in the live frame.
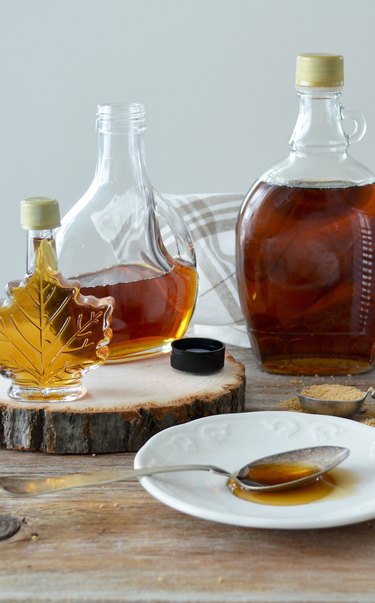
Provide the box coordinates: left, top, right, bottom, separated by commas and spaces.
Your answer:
296, 384, 369, 418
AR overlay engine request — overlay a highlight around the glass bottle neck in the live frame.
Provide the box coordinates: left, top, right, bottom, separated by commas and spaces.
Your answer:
289, 89, 347, 154
94, 127, 146, 184
27, 229, 58, 274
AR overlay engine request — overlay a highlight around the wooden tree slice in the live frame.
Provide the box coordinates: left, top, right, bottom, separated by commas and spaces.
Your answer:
0, 354, 245, 454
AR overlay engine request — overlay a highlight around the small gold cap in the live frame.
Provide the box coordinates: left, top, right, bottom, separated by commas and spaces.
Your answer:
20, 197, 61, 230
296, 53, 344, 88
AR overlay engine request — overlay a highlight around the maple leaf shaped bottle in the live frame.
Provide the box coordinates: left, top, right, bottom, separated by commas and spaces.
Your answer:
0, 197, 114, 402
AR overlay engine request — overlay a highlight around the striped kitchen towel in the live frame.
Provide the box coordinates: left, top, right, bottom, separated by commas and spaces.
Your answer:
161, 193, 249, 347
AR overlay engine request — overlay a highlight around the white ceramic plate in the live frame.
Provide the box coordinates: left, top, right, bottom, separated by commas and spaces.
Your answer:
134, 411, 375, 529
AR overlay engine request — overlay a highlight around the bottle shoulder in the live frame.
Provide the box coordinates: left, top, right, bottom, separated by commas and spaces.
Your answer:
257, 151, 375, 188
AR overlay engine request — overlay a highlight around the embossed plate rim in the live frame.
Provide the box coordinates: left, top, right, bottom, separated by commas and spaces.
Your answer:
134, 411, 375, 529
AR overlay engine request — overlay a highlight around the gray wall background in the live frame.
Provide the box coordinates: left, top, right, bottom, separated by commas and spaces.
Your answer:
0, 0, 374, 287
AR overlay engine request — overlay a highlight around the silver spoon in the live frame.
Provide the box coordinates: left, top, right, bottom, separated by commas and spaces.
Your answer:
0, 446, 350, 496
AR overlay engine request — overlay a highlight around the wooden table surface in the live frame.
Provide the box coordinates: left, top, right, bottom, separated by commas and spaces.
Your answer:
1, 345, 375, 603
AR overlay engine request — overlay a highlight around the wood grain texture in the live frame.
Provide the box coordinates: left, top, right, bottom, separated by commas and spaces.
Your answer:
0, 354, 245, 454
0, 345, 375, 602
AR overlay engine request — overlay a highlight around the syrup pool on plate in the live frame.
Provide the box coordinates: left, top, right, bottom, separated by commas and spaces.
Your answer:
227, 463, 356, 506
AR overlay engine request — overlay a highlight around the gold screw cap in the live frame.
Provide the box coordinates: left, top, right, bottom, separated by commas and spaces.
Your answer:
20, 197, 61, 230
296, 53, 344, 88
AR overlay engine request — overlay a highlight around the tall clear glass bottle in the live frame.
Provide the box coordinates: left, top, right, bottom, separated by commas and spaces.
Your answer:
57, 103, 198, 362
236, 53, 375, 375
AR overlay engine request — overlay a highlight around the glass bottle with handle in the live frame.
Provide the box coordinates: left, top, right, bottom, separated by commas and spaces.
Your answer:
236, 53, 375, 375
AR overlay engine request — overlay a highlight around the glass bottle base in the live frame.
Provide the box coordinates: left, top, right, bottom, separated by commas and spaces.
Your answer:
253, 354, 373, 376
248, 328, 375, 375
107, 341, 172, 363
8, 383, 87, 403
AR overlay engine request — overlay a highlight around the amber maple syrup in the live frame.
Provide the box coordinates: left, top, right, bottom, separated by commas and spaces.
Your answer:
227, 462, 355, 506
1, 252, 112, 398
236, 181, 375, 375
79, 261, 198, 362
0, 197, 114, 403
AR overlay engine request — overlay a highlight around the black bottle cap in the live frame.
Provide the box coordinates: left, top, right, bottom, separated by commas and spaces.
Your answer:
171, 337, 225, 374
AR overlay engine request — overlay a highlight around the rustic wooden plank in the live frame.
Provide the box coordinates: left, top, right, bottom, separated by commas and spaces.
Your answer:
0, 346, 374, 602
1, 460, 375, 602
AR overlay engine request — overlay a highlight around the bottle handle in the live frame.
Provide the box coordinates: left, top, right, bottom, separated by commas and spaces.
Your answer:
340, 107, 367, 145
